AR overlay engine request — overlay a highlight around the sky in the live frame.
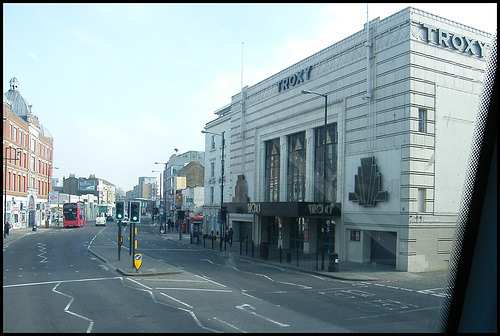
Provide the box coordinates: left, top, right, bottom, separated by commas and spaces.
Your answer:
3, 3, 497, 192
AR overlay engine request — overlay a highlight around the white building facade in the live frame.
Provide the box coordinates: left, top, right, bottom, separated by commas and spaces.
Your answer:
203, 104, 231, 236
203, 7, 493, 272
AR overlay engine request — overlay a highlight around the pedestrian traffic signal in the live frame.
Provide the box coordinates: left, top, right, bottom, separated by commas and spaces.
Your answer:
115, 201, 125, 221
129, 201, 141, 223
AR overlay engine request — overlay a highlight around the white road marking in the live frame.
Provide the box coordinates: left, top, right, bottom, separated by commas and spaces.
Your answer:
52, 282, 94, 333
194, 274, 227, 288
241, 291, 263, 301
157, 288, 232, 292
37, 243, 48, 263
3, 276, 122, 288
213, 316, 247, 333
160, 292, 193, 308
236, 304, 289, 327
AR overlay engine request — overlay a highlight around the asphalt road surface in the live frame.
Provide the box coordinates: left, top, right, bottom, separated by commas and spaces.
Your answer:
3, 220, 447, 332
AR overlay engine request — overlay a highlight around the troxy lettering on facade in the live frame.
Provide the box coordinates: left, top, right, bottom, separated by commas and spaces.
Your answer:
247, 203, 261, 214
421, 23, 488, 58
307, 203, 336, 216
276, 66, 313, 93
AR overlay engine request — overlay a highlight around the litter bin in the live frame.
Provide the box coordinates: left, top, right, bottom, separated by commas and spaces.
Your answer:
286, 251, 292, 263
328, 252, 339, 272
261, 242, 269, 260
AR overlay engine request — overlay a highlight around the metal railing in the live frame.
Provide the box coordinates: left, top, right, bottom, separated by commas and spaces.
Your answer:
198, 234, 337, 271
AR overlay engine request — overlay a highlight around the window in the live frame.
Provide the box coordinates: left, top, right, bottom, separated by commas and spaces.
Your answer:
418, 188, 426, 213
210, 161, 215, 178
210, 135, 216, 150
418, 108, 427, 133
209, 186, 215, 204
267, 217, 280, 246
314, 123, 338, 203
350, 230, 361, 241
287, 132, 306, 202
265, 138, 280, 202
291, 218, 306, 249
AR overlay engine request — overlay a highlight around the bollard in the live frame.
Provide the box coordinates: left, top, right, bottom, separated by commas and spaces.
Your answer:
328, 252, 339, 272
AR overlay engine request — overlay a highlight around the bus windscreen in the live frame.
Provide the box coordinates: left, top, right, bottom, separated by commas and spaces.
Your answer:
63, 203, 78, 221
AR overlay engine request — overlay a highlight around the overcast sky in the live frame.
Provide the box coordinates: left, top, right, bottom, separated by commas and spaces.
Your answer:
3, 3, 497, 192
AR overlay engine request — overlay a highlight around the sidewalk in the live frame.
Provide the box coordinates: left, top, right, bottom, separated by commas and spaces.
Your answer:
4, 225, 447, 282
3, 226, 43, 244
157, 230, 443, 282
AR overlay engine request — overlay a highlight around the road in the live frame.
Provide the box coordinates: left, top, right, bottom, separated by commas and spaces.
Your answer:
3, 218, 447, 332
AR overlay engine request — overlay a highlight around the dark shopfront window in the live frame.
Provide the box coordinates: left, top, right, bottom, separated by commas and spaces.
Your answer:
291, 218, 306, 250
314, 123, 338, 203
268, 217, 280, 247
318, 219, 335, 253
287, 132, 306, 202
265, 138, 280, 202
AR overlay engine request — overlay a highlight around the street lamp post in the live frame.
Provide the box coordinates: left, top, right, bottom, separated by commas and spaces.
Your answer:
46, 166, 58, 227
201, 130, 225, 251
301, 89, 332, 257
152, 170, 162, 231
4, 146, 23, 230
155, 162, 168, 230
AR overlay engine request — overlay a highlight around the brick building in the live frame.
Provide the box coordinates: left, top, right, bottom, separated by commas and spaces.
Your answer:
3, 77, 55, 230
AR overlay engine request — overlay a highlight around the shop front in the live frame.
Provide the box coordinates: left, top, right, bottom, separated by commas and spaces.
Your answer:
225, 201, 341, 255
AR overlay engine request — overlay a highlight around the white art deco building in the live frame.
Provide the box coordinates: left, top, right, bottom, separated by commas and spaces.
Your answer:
202, 7, 494, 272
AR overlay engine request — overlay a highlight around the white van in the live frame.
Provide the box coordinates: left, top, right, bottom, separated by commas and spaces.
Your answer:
95, 213, 107, 226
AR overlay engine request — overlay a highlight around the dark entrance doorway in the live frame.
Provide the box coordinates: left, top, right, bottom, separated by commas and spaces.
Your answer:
370, 231, 396, 267
238, 221, 252, 243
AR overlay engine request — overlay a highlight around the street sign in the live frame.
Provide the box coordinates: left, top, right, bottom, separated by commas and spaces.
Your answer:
48, 191, 59, 204
133, 253, 142, 271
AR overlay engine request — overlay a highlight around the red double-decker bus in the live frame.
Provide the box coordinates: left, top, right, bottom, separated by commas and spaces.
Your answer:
63, 202, 85, 228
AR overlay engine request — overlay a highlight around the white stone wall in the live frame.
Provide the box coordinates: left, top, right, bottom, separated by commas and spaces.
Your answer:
207, 7, 492, 272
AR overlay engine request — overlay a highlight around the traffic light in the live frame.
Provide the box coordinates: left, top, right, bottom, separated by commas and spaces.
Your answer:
115, 201, 125, 221
129, 201, 141, 223
221, 206, 227, 222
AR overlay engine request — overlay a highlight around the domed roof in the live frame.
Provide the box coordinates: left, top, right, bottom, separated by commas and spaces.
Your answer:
3, 77, 31, 117
4, 77, 53, 140
3, 94, 11, 106
40, 124, 53, 140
